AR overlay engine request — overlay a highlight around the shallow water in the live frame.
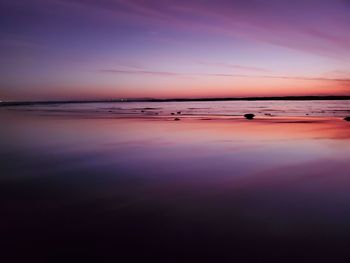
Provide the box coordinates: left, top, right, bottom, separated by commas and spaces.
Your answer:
5, 99, 350, 117
1, 103, 350, 262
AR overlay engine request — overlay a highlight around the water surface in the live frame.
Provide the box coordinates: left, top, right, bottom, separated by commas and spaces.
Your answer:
6, 99, 350, 117
1, 101, 350, 262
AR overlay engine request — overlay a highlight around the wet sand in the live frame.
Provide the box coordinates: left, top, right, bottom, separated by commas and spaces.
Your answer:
1, 107, 350, 262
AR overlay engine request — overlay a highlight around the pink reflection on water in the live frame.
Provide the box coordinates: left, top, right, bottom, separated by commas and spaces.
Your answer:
1, 109, 350, 261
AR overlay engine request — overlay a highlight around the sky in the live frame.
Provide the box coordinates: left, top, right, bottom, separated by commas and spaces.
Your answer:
0, 0, 349, 101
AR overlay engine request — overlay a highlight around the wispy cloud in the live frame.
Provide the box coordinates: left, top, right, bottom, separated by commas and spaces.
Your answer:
100, 69, 181, 76
197, 61, 269, 72
99, 68, 350, 82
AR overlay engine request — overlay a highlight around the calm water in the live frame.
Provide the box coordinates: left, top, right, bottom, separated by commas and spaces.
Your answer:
1, 101, 350, 262
6, 99, 350, 117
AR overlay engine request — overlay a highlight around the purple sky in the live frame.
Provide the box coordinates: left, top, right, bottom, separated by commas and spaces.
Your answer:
0, 0, 349, 100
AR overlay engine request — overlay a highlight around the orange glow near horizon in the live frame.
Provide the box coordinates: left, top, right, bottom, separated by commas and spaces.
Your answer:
2, 76, 348, 101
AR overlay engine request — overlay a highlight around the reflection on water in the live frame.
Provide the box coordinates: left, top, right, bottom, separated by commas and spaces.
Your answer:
5, 99, 350, 117
1, 107, 350, 262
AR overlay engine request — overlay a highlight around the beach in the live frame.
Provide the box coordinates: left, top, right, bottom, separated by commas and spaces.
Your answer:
1, 101, 350, 262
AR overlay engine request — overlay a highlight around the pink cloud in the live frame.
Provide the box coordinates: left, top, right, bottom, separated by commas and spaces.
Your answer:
197, 61, 269, 73
99, 68, 350, 83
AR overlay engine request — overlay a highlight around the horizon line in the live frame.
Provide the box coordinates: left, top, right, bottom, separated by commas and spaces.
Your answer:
1, 95, 350, 107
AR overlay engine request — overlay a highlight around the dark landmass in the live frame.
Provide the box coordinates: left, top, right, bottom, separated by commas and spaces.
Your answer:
244, 113, 255, 119
1, 95, 350, 107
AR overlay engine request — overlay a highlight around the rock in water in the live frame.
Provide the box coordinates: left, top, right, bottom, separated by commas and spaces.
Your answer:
344, 116, 350, 121
244, 113, 255, 120
177, 111, 181, 114
174, 118, 180, 121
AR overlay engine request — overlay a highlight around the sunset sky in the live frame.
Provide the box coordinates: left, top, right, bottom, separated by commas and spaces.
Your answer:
0, 0, 349, 101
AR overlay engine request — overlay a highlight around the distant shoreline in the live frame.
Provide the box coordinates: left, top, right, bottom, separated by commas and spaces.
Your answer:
1, 96, 350, 107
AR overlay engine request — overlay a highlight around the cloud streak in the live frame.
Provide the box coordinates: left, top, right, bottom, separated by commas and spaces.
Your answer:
197, 61, 269, 72
100, 69, 181, 77
100, 68, 350, 83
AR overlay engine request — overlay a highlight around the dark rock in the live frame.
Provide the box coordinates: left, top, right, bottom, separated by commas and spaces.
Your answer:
141, 110, 144, 113
171, 112, 175, 115
244, 113, 255, 120
174, 118, 181, 121
344, 116, 350, 121
177, 111, 181, 114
